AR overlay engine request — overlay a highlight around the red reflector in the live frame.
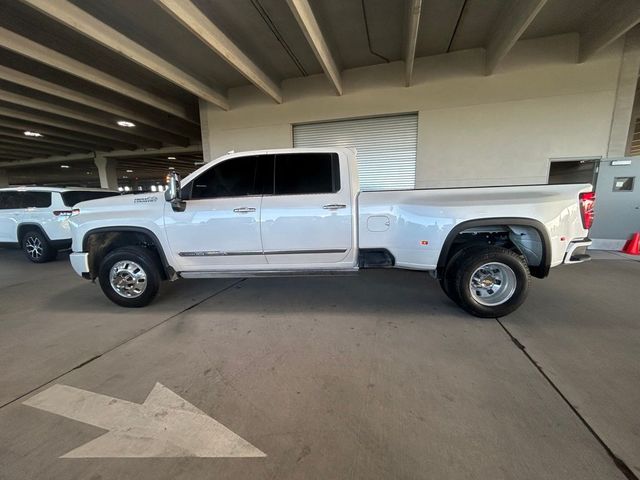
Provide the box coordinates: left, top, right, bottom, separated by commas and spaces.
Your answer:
579, 191, 595, 229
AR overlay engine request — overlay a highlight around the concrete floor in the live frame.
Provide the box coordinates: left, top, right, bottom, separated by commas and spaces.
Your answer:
0, 248, 638, 479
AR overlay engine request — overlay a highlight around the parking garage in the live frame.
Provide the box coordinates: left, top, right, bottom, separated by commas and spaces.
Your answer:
1, 1, 640, 479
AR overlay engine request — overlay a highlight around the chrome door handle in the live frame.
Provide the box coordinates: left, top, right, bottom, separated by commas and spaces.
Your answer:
233, 207, 256, 213
323, 204, 347, 210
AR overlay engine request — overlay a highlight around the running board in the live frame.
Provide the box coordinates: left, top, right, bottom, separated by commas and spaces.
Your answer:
179, 269, 359, 279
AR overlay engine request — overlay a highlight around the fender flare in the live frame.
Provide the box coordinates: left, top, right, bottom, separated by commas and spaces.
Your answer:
436, 217, 552, 278
82, 226, 175, 279
17, 223, 51, 244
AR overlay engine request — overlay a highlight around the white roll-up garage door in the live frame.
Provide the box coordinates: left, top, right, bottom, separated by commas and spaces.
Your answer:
293, 114, 417, 191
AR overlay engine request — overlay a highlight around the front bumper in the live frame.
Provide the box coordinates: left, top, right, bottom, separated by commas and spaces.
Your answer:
70, 252, 90, 277
563, 238, 592, 264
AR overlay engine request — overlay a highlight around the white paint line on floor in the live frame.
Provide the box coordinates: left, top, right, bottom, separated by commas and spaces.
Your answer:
23, 383, 266, 458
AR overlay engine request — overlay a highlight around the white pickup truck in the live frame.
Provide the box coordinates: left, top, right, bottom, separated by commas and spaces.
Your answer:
68, 148, 594, 317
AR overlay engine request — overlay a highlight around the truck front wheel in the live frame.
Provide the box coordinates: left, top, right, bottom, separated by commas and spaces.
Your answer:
98, 246, 161, 308
449, 246, 530, 318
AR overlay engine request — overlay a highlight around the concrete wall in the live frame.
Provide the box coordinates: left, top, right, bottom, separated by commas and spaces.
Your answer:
200, 33, 623, 188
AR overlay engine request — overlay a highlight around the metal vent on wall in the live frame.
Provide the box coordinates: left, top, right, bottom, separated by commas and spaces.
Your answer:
293, 114, 417, 191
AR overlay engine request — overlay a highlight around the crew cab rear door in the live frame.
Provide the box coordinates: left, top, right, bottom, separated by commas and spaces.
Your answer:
260, 151, 355, 268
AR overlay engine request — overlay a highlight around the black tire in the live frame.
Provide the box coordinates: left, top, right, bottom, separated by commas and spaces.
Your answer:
438, 252, 460, 304
439, 248, 468, 305
438, 277, 451, 299
98, 246, 161, 308
22, 230, 56, 263
450, 246, 530, 318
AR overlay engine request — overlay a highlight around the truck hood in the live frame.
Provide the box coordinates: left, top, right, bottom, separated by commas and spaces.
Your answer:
74, 192, 165, 211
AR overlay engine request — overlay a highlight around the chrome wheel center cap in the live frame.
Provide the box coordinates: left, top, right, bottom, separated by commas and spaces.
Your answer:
481, 277, 495, 288
469, 262, 517, 307
109, 261, 147, 298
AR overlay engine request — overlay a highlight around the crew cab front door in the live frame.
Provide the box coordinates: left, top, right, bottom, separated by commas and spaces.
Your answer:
163, 154, 273, 271
260, 152, 355, 268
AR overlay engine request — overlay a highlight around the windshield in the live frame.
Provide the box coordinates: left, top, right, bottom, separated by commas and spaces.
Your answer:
61, 190, 120, 207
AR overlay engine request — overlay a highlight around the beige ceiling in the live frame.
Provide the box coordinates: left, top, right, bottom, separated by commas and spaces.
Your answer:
0, 0, 639, 183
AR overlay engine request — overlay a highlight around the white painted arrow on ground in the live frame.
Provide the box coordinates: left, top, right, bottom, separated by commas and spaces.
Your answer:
23, 383, 266, 458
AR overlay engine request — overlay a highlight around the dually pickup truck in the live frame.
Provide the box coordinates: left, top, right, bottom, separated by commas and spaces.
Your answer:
69, 148, 595, 317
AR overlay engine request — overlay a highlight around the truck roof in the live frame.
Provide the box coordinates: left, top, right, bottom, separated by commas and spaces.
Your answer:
0, 186, 117, 193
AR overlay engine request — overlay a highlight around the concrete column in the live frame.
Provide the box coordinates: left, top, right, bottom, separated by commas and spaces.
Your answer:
607, 30, 640, 157
94, 154, 118, 189
0, 168, 8, 187
624, 79, 640, 156
198, 98, 211, 163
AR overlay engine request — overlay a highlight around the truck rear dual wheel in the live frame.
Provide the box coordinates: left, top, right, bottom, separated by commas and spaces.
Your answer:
440, 246, 530, 318
98, 246, 161, 308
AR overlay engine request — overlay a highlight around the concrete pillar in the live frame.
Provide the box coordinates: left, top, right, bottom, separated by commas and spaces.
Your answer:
94, 155, 118, 189
0, 168, 8, 187
198, 98, 211, 163
607, 30, 640, 157
624, 78, 640, 156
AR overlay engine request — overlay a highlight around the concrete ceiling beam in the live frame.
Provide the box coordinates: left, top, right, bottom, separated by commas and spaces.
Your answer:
0, 128, 103, 152
0, 101, 159, 148
403, 0, 422, 87
0, 152, 95, 168
0, 151, 33, 160
0, 145, 202, 167
579, 0, 640, 62
20, 0, 229, 110
485, 0, 548, 75
0, 120, 127, 151
0, 26, 194, 122
0, 136, 71, 154
102, 144, 203, 159
0, 142, 69, 157
0, 157, 31, 163
0, 65, 200, 139
286, 0, 343, 95
156, 0, 282, 104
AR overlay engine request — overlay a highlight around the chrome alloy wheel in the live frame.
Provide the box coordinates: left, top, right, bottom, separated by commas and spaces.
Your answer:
469, 262, 517, 306
25, 236, 43, 260
109, 261, 147, 298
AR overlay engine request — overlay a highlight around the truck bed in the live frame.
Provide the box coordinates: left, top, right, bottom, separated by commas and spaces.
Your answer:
358, 183, 591, 270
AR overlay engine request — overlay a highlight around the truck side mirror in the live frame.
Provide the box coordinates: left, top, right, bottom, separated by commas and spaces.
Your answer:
165, 171, 181, 201
165, 172, 186, 212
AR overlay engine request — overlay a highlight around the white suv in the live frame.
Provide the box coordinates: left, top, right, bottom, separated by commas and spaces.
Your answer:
0, 187, 119, 263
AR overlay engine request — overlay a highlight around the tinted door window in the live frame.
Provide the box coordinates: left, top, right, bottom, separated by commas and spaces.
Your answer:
20, 192, 52, 208
62, 191, 120, 206
274, 153, 340, 195
0, 192, 21, 209
0, 192, 51, 209
189, 155, 274, 199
